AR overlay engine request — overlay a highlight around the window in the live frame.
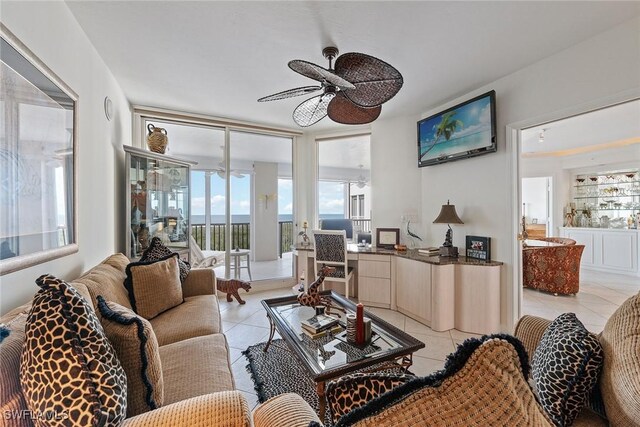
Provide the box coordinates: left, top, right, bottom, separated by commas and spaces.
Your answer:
317, 134, 371, 227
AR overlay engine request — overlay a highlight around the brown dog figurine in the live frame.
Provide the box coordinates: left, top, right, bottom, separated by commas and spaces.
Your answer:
217, 278, 251, 304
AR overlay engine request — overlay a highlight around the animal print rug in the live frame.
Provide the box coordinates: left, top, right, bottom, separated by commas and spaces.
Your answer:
243, 339, 411, 426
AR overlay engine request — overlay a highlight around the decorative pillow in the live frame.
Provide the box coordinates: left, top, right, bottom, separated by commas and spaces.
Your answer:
326, 373, 413, 423
0, 324, 8, 343
20, 274, 127, 427
97, 296, 164, 417
598, 291, 640, 426
124, 253, 184, 319
531, 313, 604, 427
335, 335, 554, 427
140, 237, 190, 282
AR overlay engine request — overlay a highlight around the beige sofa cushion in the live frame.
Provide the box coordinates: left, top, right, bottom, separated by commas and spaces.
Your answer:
72, 253, 132, 312
98, 297, 164, 417
0, 313, 33, 427
159, 334, 234, 405
150, 295, 221, 346
125, 254, 184, 320
599, 291, 640, 426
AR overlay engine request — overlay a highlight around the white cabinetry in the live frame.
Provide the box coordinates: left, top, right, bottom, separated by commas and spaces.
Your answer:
396, 257, 432, 324
560, 227, 639, 276
358, 254, 393, 308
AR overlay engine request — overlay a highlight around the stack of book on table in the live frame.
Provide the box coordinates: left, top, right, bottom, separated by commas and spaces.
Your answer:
300, 314, 341, 339
417, 247, 440, 256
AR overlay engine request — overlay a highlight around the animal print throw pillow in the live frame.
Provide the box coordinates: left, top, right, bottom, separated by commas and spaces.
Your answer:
97, 296, 163, 416
140, 237, 190, 282
531, 313, 604, 426
125, 253, 184, 320
20, 274, 127, 427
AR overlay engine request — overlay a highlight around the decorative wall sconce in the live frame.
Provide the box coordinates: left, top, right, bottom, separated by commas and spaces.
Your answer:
261, 193, 277, 210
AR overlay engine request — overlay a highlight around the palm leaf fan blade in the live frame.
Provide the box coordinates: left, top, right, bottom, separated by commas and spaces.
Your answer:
334, 53, 403, 108
327, 92, 381, 125
258, 86, 322, 102
293, 94, 334, 127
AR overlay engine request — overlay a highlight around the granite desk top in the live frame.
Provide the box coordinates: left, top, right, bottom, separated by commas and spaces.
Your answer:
293, 244, 503, 266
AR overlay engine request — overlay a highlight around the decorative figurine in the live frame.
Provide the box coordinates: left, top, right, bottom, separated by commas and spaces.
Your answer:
298, 221, 310, 246
297, 265, 345, 316
216, 278, 251, 304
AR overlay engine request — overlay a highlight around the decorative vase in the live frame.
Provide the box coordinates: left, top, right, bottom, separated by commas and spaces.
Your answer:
146, 124, 168, 154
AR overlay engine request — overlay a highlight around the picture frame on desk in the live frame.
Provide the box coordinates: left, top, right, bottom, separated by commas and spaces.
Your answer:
376, 228, 400, 249
466, 236, 491, 260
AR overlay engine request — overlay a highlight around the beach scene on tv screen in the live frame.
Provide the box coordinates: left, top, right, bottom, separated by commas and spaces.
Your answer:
419, 95, 492, 163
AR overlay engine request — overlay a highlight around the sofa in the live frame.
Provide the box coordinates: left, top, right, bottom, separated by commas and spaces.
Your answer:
0, 253, 255, 427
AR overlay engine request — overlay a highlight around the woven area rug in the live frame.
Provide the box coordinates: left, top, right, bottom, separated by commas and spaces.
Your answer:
243, 338, 411, 426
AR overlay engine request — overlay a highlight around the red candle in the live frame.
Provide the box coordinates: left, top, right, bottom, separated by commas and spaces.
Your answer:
356, 303, 364, 345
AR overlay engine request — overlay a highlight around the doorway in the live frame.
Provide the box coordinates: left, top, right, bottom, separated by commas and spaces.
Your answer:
521, 176, 552, 239
512, 98, 640, 332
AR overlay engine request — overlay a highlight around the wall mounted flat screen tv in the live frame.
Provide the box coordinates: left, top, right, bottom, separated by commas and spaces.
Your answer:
418, 90, 496, 167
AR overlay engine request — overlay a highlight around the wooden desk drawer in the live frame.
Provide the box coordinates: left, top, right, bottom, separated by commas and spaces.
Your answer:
359, 260, 391, 278
358, 254, 391, 262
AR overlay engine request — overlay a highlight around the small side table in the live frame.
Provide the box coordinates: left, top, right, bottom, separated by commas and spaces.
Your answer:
230, 249, 252, 280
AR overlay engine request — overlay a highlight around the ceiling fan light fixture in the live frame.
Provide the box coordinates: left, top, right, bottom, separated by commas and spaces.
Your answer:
260, 46, 403, 127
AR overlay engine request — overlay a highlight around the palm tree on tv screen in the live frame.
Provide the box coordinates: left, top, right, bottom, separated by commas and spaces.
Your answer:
422, 110, 464, 156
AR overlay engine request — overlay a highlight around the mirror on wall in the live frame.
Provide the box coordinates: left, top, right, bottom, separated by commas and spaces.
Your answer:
0, 24, 78, 275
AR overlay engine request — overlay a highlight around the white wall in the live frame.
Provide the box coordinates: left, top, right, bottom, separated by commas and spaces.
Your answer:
359, 17, 640, 330
522, 177, 550, 225
251, 162, 278, 261
0, 2, 131, 314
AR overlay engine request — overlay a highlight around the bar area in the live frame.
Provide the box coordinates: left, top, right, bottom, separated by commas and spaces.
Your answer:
559, 169, 640, 276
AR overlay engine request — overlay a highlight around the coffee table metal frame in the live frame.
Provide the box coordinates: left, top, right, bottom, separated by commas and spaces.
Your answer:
261, 290, 425, 419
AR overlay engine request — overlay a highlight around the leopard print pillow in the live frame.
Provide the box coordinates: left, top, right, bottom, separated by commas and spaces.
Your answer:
326, 373, 413, 423
532, 313, 604, 426
140, 237, 190, 282
20, 275, 127, 427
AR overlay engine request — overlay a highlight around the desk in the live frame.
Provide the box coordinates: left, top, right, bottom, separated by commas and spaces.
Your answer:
293, 245, 503, 334
230, 249, 252, 280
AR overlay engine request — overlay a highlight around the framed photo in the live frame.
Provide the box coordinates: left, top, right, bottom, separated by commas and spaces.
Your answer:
0, 24, 78, 275
376, 228, 400, 249
465, 236, 491, 261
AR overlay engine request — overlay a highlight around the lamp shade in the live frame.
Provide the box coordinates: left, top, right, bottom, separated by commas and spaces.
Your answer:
433, 200, 464, 224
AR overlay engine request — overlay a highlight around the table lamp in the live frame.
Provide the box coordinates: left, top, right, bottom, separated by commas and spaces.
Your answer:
433, 200, 464, 257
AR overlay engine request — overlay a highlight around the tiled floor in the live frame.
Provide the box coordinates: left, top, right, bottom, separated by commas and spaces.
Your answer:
219, 287, 481, 410
522, 269, 639, 333
213, 252, 293, 282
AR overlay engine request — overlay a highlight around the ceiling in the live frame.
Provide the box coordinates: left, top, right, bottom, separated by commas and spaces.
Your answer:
521, 99, 640, 155
66, 1, 640, 131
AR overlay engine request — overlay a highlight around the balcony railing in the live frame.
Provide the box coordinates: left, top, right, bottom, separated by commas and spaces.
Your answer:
191, 221, 294, 258
352, 219, 371, 233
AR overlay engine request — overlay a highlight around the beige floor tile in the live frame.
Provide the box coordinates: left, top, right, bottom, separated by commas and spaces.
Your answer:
404, 317, 451, 339
407, 332, 456, 361
226, 324, 269, 350
449, 329, 481, 341
228, 346, 244, 365
242, 309, 272, 329
231, 358, 257, 394
223, 321, 238, 333
410, 356, 444, 377
367, 307, 406, 330
221, 305, 263, 323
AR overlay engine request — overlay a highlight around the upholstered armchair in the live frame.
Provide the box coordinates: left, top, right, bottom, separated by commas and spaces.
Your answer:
523, 244, 585, 295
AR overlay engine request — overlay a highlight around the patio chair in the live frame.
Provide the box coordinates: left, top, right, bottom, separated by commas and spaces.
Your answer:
189, 235, 225, 268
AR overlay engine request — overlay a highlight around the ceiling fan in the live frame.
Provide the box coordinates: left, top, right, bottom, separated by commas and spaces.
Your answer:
213, 146, 249, 179
258, 46, 403, 127
354, 165, 368, 188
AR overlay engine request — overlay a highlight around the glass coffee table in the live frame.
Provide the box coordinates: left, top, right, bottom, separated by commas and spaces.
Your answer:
261, 290, 425, 419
